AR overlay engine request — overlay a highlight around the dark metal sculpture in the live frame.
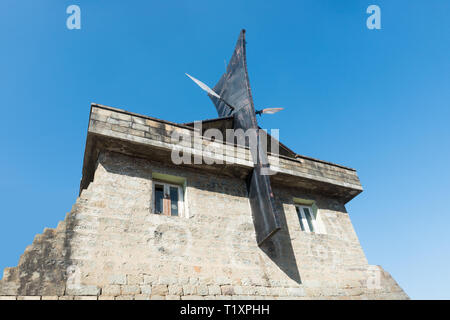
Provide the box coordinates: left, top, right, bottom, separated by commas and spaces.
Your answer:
187, 30, 282, 245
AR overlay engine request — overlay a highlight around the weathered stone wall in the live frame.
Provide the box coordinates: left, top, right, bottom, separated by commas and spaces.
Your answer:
0, 151, 407, 300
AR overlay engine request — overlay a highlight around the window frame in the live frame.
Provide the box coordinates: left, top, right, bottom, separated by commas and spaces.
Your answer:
295, 204, 317, 233
152, 180, 184, 217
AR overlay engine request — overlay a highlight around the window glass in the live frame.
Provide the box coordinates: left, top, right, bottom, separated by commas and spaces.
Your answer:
296, 206, 306, 231
155, 184, 164, 214
170, 186, 179, 216
303, 207, 315, 232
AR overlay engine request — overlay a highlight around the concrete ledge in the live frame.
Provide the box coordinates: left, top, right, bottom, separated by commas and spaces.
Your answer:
80, 103, 363, 203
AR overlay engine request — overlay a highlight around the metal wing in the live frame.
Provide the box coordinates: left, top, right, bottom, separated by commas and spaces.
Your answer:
185, 73, 221, 99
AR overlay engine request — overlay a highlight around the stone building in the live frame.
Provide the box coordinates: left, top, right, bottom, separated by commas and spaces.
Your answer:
0, 103, 408, 300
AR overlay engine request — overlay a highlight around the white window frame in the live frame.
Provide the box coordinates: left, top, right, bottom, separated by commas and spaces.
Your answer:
295, 204, 317, 233
152, 181, 184, 217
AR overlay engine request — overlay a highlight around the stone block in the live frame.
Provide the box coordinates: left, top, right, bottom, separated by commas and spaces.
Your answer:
215, 295, 233, 300
143, 275, 157, 285
181, 295, 204, 300
66, 285, 100, 296
74, 296, 98, 300
215, 276, 232, 285
168, 285, 183, 295
131, 116, 146, 125
115, 295, 134, 300
127, 275, 143, 285
17, 296, 41, 300
109, 275, 127, 285
207, 285, 221, 295
287, 287, 305, 297
102, 285, 121, 296
134, 294, 151, 300
178, 277, 190, 285
182, 285, 196, 295
152, 285, 168, 296
140, 285, 152, 295
158, 276, 177, 285
132, 123, 149, 132
255, 286, 269, 296
121, 285, 141, 295
196, 285, 208, 296
221, 285, 235, 295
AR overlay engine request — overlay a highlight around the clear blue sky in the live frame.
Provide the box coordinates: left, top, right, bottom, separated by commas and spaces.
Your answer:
0, 1, 449, 299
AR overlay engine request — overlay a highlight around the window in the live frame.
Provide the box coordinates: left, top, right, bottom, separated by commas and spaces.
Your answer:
295, 205, 316, 233
153, 181, 184, 217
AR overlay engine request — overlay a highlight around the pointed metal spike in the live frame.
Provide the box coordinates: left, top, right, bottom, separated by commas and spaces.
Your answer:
185, 73, 221, 99
260, 107, 284, 114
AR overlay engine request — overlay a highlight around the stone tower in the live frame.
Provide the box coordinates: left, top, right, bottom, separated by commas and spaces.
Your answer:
0, 103, 408, 300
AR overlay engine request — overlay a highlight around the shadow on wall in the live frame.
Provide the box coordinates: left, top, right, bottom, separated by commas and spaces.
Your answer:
258, 201, 302, 285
